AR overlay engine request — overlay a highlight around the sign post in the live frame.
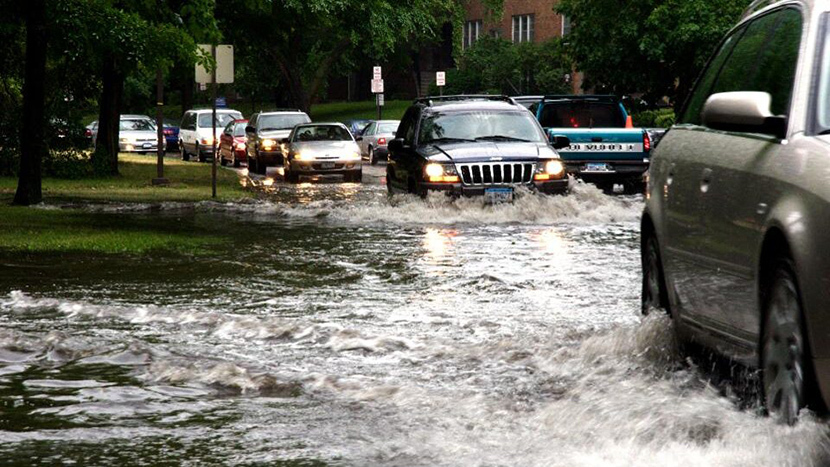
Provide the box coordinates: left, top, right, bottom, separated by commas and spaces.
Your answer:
153, 68, 168, 186
372, 66, 383, 120
196, 44, 234, 197
436, 71, 446, 97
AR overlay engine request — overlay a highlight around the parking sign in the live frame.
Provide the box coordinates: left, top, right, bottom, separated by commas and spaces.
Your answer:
436, 71, 446, 87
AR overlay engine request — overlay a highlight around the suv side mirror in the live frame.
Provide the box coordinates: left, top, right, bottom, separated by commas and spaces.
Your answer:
702, 91, 787, 139
356, 136, 363, 141
550, 135, 571, 150
388, 138, 406, 152
245, 125, 255, 133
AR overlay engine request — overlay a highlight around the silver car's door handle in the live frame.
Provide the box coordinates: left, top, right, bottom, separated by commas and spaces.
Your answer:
700, 168, 713, 193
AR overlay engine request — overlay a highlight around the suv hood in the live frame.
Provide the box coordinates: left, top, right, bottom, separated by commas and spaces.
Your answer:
423, 142, 557, 162
259, 130, 292, 139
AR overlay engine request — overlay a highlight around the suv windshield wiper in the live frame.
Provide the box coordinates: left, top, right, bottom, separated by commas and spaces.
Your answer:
475, 135, 531, 142
424, 137, 476, 144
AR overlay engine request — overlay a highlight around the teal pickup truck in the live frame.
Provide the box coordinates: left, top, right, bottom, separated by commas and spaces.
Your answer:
532, 95, 651, 193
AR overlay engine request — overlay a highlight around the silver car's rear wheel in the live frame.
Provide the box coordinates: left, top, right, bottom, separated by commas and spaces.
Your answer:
763, 262, 806, 425
641, 234, 667, 314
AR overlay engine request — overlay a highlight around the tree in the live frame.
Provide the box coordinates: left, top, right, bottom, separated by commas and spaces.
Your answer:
13, 0, 47, 205
217, 0, 457, 113
556, 0, 749, 107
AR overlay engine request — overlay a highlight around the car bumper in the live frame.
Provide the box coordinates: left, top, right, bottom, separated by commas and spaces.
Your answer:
422, 179, 568, 196
256, 151, 283, 165
291, 161, 362, 174
565, 160, 649, 183
120, 142, 162, 152
234, 149, 247, 161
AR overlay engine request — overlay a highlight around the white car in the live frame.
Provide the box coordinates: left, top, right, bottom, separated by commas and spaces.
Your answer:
179, 108, 243, 162
282, 123, 363, 183
118, 115, 163, 154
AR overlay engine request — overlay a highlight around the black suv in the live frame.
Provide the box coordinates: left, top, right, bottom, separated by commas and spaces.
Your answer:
386, 95, 570, 201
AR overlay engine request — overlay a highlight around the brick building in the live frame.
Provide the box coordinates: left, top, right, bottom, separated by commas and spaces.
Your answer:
461, 0, 582, 93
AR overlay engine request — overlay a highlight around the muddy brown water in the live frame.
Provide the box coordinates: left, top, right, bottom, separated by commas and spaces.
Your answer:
1, 165, 828, 466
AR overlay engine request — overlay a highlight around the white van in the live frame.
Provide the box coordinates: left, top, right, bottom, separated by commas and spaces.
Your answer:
179, 108, 243, 162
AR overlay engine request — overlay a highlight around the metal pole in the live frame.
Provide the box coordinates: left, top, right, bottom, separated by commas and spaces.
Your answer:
211, 44, 217, 199
377, 94, 381, 120
153, 68, 168, 185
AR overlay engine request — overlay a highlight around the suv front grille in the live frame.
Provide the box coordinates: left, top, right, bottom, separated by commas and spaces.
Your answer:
456, 162, 535, 186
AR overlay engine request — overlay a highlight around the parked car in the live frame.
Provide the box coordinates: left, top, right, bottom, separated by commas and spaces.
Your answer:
246, 110, 311, 175
163, 119, 180, 152
219, 119, 248, 168
84, 120, 98, 147
642, 0, 830, 425
512, 95, 544, 110
281, 123, 362, 183
345, 119, 372, 137
119, 115, 163, 154
386, 95, 570, 201
356, 120, 399, 165
534, 95, 651, 193
179, 108, 243, 162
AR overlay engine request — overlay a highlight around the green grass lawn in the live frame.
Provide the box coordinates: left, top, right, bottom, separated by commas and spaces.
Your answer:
309, 100, 410, 123
0, 154, 251, 254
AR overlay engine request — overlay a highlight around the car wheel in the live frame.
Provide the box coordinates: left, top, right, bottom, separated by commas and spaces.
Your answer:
762, 260, 810, 425
346, 170, 362, 183
181, 144, 188, 161
641, 234, 669, 315
233, 155, 241, 168
248, 156, 257, 174
285, 168, 298, 183
369, 147, 378, 166
257, 159, 267, 175
198, 146, 206, 163
624, 181, 646, 195
219, 153, 227, 166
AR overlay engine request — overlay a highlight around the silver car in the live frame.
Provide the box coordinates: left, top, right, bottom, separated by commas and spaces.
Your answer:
118, 115, 163, 154
281, 123, 363, 183
356, 120, 399, 165
642, 0, 830, 424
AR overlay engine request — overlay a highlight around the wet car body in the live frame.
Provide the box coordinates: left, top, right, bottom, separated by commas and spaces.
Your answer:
219, 119, 248, 167
642, 0, 830, 423
246, 110, 311, 175
386, 96, 570, 200
356, 120, 400, 165
281, 123, 363, 183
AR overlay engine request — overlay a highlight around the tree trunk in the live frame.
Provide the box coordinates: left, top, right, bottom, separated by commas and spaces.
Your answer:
13, 0, 47, 206
92, 54, 124, 175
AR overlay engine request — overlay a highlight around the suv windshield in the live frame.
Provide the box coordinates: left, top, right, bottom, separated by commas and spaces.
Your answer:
419, 111, 545, 144
198, 112, 242, 128
120, 119, 155, 131
258, 114, 310, 131
293, 125, 352, 142
538, 101, 624, 128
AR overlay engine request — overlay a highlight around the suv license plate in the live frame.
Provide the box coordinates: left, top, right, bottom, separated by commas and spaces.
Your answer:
484, 187, 513, 204
584, 163, 613, 173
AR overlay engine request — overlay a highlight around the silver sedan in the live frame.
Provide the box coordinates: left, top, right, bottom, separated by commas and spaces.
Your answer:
281, 123, 363, 183
356, 120, 399, 165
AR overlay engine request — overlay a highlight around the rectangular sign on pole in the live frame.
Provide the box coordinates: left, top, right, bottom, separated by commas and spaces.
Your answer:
436, 71, 446, 87
371, 79, 384, 94
373, 66, 382, 80
196, 44, 234, 84
377, 94, 385, 106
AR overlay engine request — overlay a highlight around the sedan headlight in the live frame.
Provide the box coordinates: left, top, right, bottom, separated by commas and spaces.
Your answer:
295, 150, 312, 161
261, 139, 276, 150
343, 151, 361, 161
119, 137, 130, 143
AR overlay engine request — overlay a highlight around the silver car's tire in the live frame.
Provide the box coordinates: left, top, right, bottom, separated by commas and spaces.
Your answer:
762, 261, 808, 425
369, 147, 378, 165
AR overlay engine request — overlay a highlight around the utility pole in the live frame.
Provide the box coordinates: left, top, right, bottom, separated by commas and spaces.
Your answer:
153, 68, 168, 186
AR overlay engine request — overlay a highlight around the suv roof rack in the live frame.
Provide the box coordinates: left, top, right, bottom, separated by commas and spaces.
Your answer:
257, 108, 303, 113
541, 95, 618, 102
742, 0, 779, 19
414, 95, 518, 106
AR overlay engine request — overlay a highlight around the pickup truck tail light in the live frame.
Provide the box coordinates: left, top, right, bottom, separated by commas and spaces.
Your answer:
643, 132, 651, 153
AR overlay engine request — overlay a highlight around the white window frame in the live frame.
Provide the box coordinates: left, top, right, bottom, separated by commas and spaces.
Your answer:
512, 14, 535, 43
463, 20, 483, 50
561, 15, 571, 36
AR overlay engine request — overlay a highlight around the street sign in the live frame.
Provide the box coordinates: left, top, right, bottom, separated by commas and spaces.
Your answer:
195, 44, 234, 84
436, 71, 446, 87
377, 94, 385, 106
373, 66, 382, 80
371, 79, 384, 94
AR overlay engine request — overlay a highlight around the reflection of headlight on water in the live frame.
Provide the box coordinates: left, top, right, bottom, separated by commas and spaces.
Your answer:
533, 229, 570, 265
262, 178, 274, 187
423, 229, 458, 262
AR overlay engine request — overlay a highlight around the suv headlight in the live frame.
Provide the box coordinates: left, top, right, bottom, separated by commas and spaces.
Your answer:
424, 163, 459, 183
261, 139, 276, 150
534, 159, 565, 181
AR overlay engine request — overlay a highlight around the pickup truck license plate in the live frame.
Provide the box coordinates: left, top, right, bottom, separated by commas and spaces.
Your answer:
563, 143, 643, 152
321, 162, 335, 169
584, 163, 613, 173
484, 187, 513, 204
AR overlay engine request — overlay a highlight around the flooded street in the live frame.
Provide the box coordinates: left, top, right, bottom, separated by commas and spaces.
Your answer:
1, 165, 828, 466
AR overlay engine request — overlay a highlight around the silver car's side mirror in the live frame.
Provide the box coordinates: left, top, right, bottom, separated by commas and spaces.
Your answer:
702, 91, 786, 139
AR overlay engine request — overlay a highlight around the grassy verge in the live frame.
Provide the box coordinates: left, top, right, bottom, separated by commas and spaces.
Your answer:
0, 154, 250, 254
309, 100, 410, 123
0, 154, 252, 204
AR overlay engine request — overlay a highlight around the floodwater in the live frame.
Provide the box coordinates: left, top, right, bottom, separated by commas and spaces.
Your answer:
1, 165, 828, 466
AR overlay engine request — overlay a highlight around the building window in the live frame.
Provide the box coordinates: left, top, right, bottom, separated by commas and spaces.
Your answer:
491, 29, 501, 39
512, 14, 535, 43
463, 20, 482, 50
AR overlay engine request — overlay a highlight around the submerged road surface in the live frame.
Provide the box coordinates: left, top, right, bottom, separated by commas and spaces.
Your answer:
1, 164, 828, 466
